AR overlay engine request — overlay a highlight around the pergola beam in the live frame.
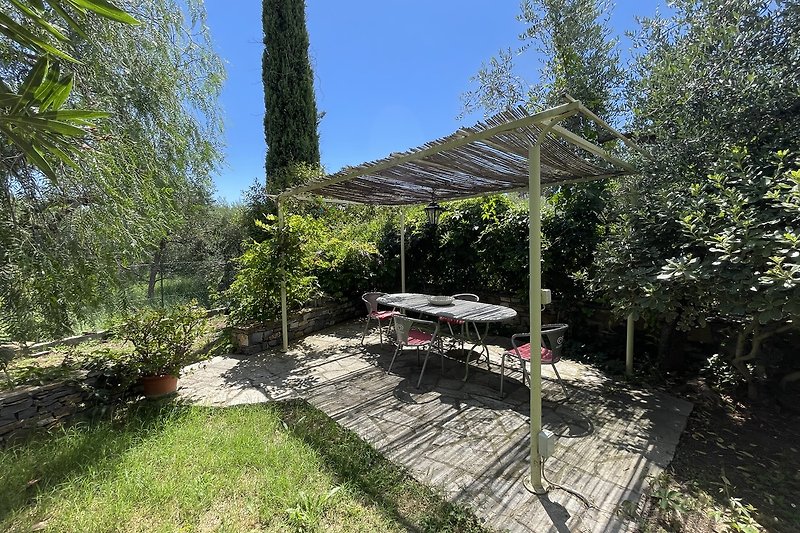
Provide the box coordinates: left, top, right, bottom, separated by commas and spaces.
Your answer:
562, 94, 649, 158
546, 123, 637, 173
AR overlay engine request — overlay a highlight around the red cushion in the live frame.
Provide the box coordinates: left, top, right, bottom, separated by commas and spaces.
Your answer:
507, 343, 554, 362
439, 316, 465, 325
406, 330, 433, 346
370, 310, 397, 320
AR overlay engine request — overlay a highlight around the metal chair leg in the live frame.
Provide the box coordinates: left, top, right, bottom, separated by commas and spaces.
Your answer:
518, 357, 529, 387
468, 323, 490, 371
388, 343, 401, 374
551, 362, 570, 398
500, 352, 506, 397
417, 345, 434, 388
387, 315, 396, 345
360, 316, 372, 345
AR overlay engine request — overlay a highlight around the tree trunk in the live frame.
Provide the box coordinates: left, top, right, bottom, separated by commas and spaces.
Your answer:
658, 316, 685, 371
730, 323, 758, 400
147, 238, 166, 300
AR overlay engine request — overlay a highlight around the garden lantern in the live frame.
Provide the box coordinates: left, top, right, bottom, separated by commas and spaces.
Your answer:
424, 199, 444, 226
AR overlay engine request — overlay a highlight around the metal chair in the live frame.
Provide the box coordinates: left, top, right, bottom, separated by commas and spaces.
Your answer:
360, 292, 399, 345
439, 292, 481, 350
388, 315, 442, 388
500, 323, 569, 398
439, 292, 492, 379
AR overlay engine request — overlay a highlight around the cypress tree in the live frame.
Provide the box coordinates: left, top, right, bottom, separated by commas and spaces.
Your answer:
262, 0, 320, 193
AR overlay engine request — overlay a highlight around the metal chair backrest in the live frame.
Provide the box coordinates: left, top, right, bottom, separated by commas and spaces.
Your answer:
453, 293, 479, 302
541, 324, 568, 363
362, 292, 385, 314
393, 315, 414, 345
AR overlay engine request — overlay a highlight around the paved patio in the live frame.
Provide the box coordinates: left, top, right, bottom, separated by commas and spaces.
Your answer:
180, 320, 692, 532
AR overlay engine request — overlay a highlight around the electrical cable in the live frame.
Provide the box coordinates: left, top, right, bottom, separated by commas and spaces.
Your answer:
541, 457, 597, 509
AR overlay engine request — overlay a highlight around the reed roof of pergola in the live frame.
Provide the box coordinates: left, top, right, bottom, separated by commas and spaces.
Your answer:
278, 99, 641, 206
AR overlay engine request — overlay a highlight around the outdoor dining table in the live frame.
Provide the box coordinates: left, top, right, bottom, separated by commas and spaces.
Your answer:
376, 292, 517, 380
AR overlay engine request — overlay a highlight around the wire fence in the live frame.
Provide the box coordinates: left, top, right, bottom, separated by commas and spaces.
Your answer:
69, 260, 229, 332
118, 260, 227, 310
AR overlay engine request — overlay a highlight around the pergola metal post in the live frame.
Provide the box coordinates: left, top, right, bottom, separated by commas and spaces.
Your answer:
527, 144, 546, 494
400, 209, 406, 292
278, 200, 289, 352
626, 314, 634, 376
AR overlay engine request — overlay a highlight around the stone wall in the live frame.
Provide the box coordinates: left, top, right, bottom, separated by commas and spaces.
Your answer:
479, 294, 620, 334
480, 293, 529, 329
0, 376, 91, 446
231, 298, 361, 354
10, 307, 228, 356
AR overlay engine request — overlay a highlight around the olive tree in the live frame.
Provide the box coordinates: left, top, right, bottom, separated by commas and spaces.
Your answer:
596, 0, 800, 390
462, 0, 623, 323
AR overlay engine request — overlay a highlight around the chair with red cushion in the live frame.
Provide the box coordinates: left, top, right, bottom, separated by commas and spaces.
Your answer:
388, 315, 442, 388
360, 292, 399, 345
439, 293, 484, 359
500, 323, 569, 398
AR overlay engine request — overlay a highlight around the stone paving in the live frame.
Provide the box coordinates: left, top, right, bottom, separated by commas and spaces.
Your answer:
180, 320, 693, 533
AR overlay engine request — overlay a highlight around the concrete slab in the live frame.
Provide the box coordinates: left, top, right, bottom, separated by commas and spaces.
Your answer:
180, 319, 692, 532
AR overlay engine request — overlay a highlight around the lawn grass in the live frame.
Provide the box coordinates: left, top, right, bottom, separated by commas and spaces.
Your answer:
0, 400, 485, 532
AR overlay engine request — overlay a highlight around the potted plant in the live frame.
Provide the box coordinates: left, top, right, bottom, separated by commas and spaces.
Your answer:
118, 302, 209, 398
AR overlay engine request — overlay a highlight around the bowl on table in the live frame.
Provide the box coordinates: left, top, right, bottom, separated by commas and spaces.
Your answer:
427, 295, 455, 306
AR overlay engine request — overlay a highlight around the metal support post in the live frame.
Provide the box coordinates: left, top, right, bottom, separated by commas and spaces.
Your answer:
400, 209, 406, 293
626, 313, 634, 376
278, 200, 289, 352
526, 143, 546, 494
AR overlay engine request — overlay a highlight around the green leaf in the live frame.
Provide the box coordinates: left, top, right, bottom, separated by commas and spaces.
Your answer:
0, 123, 56, 179
34, 135, 79, 169
0, 13, 77, 61
2, 116, 86, 137
68, 0, 140, 25
39, 109, 109, 121
7, 0, 71, 42
44, 0, 88, 39
40, 74, 73, 111
15, 57, 51, 111
33, 62, 64, 107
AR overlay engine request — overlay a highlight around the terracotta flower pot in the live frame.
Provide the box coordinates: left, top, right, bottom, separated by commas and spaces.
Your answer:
140, 374, 179, 398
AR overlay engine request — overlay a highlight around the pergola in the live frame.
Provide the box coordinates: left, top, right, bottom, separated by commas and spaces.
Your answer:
276, 96, 641, 493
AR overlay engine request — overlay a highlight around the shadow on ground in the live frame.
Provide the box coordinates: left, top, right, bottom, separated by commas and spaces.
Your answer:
180, 318, 694, 532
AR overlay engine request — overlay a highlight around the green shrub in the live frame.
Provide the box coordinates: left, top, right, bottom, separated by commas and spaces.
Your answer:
312, 238, 382, 299
225, 215, 321, 324
75, 303, 208, 400
367, 196, 534, 297
118, 302, 209, 377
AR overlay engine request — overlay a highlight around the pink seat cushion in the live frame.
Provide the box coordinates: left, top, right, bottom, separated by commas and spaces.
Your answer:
370, 310, 397, 320
439, 316, 465, 325
406, 330, 433, 346
507, 343, 554, 363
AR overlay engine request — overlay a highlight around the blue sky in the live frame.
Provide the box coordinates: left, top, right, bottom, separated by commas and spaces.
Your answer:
206, 1, 664, 202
